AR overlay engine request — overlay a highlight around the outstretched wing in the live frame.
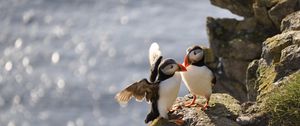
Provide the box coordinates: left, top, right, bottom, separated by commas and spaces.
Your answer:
149, 42, 162, 66
115, 79, 158, 105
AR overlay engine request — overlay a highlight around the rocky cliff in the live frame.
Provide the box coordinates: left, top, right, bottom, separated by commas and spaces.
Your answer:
208, 0, 300, 102
151, 0, 300, 126
242, 10, 300, 126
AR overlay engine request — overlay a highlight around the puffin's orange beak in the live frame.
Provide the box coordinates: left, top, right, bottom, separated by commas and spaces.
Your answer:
183, 55, 190, 67
177, 64, 187, 72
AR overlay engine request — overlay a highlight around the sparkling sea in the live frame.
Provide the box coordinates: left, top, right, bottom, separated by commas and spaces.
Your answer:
0, 0, 240, 126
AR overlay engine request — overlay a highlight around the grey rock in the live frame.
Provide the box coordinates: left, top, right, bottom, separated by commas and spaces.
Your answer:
245, 60, 259, 101
275, 45, 300, 81
253, 0, 298, 30
222, 58, 250, 84
207, 17, 264, 61
169, 93, 242, 126
210, 0, 254, 17
213, 76, 248, 102
281, 11, 300, 32
253, 1, 276, 29
268, 0, 298, 29
262, 31, 300, 64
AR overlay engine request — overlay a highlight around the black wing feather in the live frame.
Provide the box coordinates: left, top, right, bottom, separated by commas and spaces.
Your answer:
149, 56, 163, 82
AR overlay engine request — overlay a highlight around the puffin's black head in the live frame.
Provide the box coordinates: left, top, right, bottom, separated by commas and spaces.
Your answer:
183, 45, 204, 67
157, 59, 186, 81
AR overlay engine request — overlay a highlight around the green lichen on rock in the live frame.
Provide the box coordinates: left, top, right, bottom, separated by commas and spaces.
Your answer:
253, 31, 300, 101
256, 61, 277, 101
262, 31, 300, 64
263, 72, 300, 126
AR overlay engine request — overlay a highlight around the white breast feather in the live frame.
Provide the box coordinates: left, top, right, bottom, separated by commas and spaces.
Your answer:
157, 73, 181, 118
181, 65, 213, 96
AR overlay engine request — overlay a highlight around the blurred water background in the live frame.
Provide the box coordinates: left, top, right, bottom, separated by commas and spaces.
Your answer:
0, 0, 241, 126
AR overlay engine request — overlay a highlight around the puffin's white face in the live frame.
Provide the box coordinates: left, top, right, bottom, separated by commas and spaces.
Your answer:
161, 63, 179, 75
187, 49, 204, 63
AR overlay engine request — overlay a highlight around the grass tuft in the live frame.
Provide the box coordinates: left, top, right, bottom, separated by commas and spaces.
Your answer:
264, 73, 300, 126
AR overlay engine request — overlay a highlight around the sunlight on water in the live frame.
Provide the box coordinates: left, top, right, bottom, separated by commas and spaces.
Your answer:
7, 121, 16, 126
15, 74, 23, 83
75, 43, 86, 54
0, 96, 5, 107
75, 118, 84, 126
26, 65, 33, 74
0, 76, 3, 83
40, 73, 52, 88
57, 78, 65, 89
5, 61, 13, 71
78, 65, 88, 75
88, 57, 97, 67
51, 52, 60, 64
14, 38, 23, 49
39, 111, 49, 120
67, 121, 75, 126
120, 0, 129, 4
44, 15, 53, 24
108, 48, 116, 57
120, 16, 129, 25
13, 95, 21, 105
22, 57, 30, 67
0, 0, 241, 126
22, 10, 34, 24
30, 88, 44, 105
52, 26, 65, 38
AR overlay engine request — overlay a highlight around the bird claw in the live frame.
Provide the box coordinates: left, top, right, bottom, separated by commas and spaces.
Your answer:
184, 101, 204, 108
200, 103, 209, 111
184, 94, 197, 107
184, 101, 195, 107
169, 105, 182, 112
169, 119, 184, 126
201, 106, 208, 111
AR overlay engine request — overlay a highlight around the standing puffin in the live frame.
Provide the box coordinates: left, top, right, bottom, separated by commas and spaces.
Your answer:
180, 45, 216, 110
115, 43, 186, 125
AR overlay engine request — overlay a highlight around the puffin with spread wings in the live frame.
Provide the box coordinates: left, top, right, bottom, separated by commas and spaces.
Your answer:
115, 43, 186, 125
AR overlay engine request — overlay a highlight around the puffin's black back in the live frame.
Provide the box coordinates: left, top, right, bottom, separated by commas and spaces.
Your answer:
149, 56, 163, 83
145, 56, 162, 123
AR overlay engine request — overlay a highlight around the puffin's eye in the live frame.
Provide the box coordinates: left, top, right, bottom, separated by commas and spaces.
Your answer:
194, 51, 197, 55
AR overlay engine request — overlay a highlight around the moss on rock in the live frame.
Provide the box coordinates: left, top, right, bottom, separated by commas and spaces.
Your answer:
263, 72, 300, 126
256, 60, 277, 101
262, 31, 300, 64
